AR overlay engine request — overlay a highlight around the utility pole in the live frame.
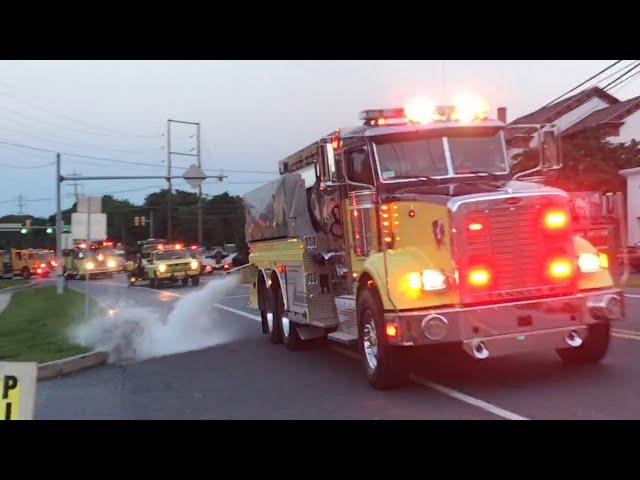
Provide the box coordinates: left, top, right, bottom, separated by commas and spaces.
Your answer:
167, 119, 203, 244
17, 194, 24, 215
55, 153, 63, 294
197, 122, 203, 245
149, 208, 155, 238
166, 120, 172, 242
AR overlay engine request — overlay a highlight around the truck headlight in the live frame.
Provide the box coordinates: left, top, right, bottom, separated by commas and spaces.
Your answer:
422, 269, 447, 291
190, 260, 199, 270
86, 261, 95, 271
578, 253, 600, 273
158, 264, 167, 273
107, 259, 116, 268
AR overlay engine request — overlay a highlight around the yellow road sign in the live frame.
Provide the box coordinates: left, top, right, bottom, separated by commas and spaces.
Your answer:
0, 362, 37, 420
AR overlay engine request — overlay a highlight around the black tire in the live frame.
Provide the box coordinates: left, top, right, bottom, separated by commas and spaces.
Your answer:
106, 272, 113, 279
150, 277, 158, 289
258, 278, 270, 335
556, 323, 610, 365
278, 289, 305, 351
357, 286, 408, 390
181, 278, 189, 287
191, 276, 200, 287
21, 267, 31, 280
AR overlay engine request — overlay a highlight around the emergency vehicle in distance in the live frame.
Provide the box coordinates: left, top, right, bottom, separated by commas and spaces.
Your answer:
63, 240, 120, 279
8, 249, 57, 279
243, 94, 626, 390
127, 242, 200, 288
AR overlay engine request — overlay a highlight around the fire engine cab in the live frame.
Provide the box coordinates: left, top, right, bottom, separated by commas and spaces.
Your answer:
243, 95, 626, 390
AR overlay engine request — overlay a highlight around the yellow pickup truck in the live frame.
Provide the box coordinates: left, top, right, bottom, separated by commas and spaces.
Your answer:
128, 244, 200, 288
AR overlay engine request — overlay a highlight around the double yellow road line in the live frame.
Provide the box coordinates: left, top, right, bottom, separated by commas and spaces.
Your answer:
612, 328, 640, 341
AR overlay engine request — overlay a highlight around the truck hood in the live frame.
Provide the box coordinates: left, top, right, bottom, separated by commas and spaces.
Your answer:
381, 179, 566, 206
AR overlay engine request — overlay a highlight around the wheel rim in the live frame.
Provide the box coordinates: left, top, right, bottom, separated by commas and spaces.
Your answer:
266, 312, 274, 332
282, 315, 290, 338
362, 309, 378, 371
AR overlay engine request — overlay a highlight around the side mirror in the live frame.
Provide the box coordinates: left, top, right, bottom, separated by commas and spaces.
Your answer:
540, 128, 562, 170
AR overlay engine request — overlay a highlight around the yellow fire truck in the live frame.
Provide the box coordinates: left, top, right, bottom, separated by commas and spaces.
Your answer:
63, 240, 120, 279
243, 95, 626, 389
10, 249, 55, 278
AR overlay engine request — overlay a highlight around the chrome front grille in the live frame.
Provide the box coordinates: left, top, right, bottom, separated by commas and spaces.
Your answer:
454, 194, 576, 304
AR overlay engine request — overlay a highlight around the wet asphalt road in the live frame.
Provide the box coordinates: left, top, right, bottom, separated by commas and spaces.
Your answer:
34, 274, 640, 419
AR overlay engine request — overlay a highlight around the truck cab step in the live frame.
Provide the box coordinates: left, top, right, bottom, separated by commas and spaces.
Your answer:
327, 331, 358, 345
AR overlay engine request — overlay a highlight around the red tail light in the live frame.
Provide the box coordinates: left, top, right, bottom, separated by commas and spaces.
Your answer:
468, 222, 484, 231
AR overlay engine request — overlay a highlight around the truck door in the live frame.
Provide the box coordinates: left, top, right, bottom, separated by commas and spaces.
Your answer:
343, 145, 378, 279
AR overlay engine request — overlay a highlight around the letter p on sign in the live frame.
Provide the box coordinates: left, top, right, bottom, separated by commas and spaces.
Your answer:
0, 362, 37, 420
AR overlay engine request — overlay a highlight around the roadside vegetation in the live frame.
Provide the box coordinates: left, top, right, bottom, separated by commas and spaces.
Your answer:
0, 285, 101, 363
0, 279, 27, 291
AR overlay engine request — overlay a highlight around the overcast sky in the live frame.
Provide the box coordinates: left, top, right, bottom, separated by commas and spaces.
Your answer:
2, 60, 639, 218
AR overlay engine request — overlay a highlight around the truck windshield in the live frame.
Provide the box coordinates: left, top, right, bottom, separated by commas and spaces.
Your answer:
448, 130, 507, 175
374, 135, 447, 180
154, 250, 191, 261
372, 127, 508, 180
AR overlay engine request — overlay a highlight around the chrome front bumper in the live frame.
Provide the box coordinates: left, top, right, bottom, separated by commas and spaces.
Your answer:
384, 289, 625, 357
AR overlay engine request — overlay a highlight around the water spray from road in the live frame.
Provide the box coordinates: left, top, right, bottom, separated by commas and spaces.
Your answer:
70, 275, 241, 363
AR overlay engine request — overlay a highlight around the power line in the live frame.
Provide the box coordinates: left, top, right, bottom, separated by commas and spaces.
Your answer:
0, 80, 161, 139
606, 69, 640, 92
0, 160, 55, 169
0, 105, 160, 153
543, 60, 624, 107
602, 62, 640, 91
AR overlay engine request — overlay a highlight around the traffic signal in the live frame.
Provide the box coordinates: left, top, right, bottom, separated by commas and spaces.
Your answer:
133, 216, 140, 226
46, 227, 54, 234
20, 227, 28, 234
140, 216, 146, 226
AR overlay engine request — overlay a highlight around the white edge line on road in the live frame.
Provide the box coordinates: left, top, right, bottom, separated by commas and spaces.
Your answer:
624, 294, 640, 298
214, 304, 529, 421
214, 303, 261, 322
409, 375, 529, 420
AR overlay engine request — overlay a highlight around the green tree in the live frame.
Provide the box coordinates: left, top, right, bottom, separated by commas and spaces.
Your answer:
512, 131, 640, 193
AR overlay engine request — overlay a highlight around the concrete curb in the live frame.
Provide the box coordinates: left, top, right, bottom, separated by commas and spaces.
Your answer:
38, 350, 109, 380
0, 282, 35, 294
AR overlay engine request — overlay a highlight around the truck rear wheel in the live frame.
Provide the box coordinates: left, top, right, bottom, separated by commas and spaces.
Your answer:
268, 282, 283, 344
150, 277, 158, 289
357, 287, 408, 390
191, 276, 200, 287
21, 267, 31, 280
278, 290, 304, 351
556, 323, 610, 365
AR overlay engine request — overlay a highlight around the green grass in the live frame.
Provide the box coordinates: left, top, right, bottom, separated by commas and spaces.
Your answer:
0, 279, 27, 291
0, 286, 102, 363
